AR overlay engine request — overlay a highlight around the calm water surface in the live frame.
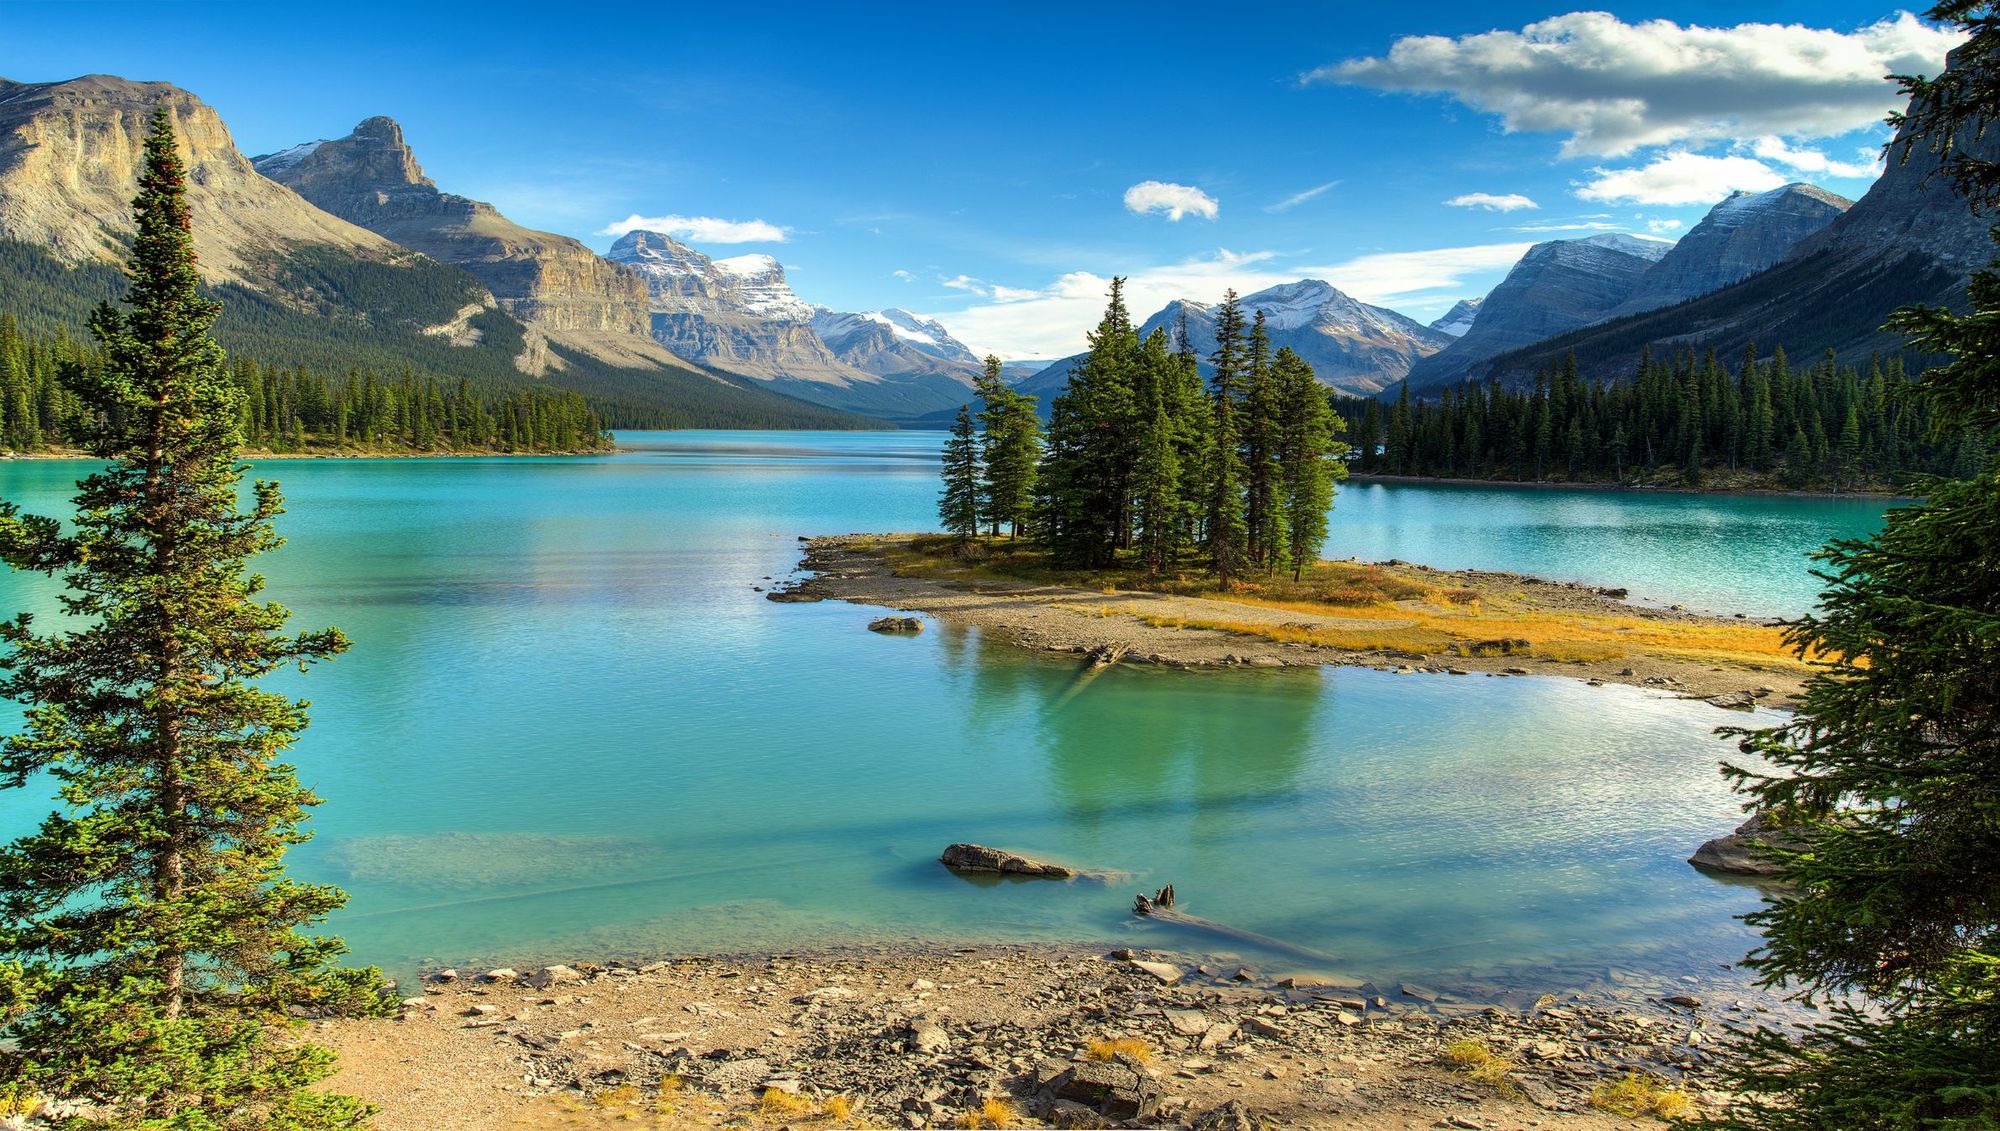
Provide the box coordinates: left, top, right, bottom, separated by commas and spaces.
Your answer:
0, 432, 1891, 990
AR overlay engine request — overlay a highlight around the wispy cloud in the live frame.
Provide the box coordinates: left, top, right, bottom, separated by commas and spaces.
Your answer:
1123, 180, 1220, 221
1446, 192, 1539, 212
1310, 11, 1961, 158
892, 269, 915, 282
1503, 220, 1624, 233
1265, 180, 1341, 213
598, 214, 788, 243
1748, 136, 1882, 179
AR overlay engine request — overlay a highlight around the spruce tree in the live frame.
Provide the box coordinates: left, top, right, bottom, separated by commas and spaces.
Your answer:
1241, 311, 1283, 572
1132, 330, 1185, 576
1205, 291, 1249, 587
1715, 12, 2000, 1125
0, 108, 385, 1129
974, 356, 1041, 538
1273, 348, 1345, 581
938, 404, 982, 543
1037, 280, 1140, 567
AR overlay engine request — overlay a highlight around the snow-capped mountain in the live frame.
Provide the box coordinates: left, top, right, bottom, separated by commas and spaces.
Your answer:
605, 230, 984, 420
1604, 184, 1851, 320
812, 307, 983, 367
1021, 278, 1453, 402
1401, 233, 1673, 394
1429, 298, 1482, 338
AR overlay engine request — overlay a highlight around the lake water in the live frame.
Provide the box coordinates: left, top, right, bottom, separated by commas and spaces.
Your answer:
0, 432, 1892, 993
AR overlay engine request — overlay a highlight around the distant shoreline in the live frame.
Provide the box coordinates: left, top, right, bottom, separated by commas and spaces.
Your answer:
1344, 471, 1913, 501
0, 447, 618, 462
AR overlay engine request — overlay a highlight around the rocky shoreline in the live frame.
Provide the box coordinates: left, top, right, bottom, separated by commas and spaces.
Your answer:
773, 535, 1808, 708
325, 942, 1771, 1130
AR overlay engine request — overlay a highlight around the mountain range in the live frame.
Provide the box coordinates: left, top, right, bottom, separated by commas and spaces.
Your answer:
0, 58, 1990, 426
1018, 279, 1457, 405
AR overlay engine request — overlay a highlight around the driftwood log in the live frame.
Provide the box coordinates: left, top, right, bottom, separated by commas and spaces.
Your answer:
1133, 883, 1340, 965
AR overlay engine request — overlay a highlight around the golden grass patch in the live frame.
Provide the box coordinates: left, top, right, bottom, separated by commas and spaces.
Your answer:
1591, 1071, 1697, 1120
954, 1096, 1024, 1129
1085, 1036, 1154, 1063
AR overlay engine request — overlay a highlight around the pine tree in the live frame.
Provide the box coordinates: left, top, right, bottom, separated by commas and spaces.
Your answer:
1132, 330, 1185, 576
974, 356, 1041, 537
1036, 280, 1140, 567
0, 108, 386, 1129
1273, 348, 1345, 581
1205, 291, 1249, 586
938, 404, 982, 543
1714, 12, 2000, 1125
1242, 311, 1284, 572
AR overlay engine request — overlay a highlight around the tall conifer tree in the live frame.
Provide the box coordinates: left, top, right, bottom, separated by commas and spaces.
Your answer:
1205, 291, 1249, 586
0, 108, 384, 1130
938, 404, 982, 543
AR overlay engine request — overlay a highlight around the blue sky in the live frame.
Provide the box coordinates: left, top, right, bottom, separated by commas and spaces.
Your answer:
0, 2, 1964, 360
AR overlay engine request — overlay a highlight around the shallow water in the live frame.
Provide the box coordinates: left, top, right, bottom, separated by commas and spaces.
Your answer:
0, 432, 1890, 988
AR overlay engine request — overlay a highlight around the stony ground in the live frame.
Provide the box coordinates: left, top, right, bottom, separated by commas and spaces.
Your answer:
772, 536, 1806, 708
323, 944, 1757, 1130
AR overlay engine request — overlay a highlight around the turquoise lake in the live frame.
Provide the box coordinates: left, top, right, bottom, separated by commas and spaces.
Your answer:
0, 431, 1894, 992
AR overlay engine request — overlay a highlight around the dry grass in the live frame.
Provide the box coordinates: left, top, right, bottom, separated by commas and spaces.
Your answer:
1084, 1036, 1154, 1063
758, 1089, 815, 1117
1439, 1039, 1521, 1097
954, 1096, 1024, 1129
881, 535, 1810, 675
517, 1075, 874, 1130
1591, 1071, 1698, 1120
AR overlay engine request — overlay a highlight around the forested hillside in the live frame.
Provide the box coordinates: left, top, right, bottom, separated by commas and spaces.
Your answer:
1342, 347, 1985, 491
0, 313, 613, 455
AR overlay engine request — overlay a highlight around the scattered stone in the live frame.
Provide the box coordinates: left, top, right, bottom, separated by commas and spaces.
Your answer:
1130, 959, 1185, 985
868, 615, 924, 634
1398, 983, 1439, 1003
1705, 689, 1758, 710
530, 964, 583, 988
480, 968, 518, 983
938, 842, 1077, 879
1190, 1099, 1266, 1131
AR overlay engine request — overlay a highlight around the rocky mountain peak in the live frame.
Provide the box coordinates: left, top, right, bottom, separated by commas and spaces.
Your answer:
0, 73, 403, 281
1605, 183, 1851, 320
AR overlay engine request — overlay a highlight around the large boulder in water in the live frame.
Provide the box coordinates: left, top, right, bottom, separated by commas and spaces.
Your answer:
1690, 811, 1807, 876
940, 843, 1076, 879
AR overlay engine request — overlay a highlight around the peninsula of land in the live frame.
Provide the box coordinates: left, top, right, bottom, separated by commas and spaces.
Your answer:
777, 535, 1811, 707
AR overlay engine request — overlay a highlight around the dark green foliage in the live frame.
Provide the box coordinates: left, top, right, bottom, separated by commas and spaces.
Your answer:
1205, 291, 1249, 585
1274, 347, 1347, 580
1712, 9, 2000, 1126
1037, 278, 1142, 569
0, 109, 386, 1130
0, 316, 614, 454
1028, 282, 1344, 583
938, 405, 982, 542
973, 356, 1042, 536
1341, 346, 1971, 490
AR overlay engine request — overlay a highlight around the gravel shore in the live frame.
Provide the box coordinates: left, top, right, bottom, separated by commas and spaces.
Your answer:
326, 942, 1766, 1129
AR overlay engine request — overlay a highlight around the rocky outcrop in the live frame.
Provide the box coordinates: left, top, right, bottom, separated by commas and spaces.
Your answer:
1689, 812, 1805, 876
0, 74, 416, 283
1605, 184, 1851, 319
254, 117, 683, 373
938, 843, 1076, 878
867, 615, 924, 634
1023, 279, 1452, 402
1402, 234, 1671, 394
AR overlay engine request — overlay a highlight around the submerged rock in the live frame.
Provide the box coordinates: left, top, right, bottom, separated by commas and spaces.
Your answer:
938, 842, 1076, 878
1690, 811, 1805, 876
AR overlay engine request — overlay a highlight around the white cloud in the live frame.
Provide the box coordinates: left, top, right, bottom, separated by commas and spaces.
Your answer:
1749, 135, 1883, 179
941, 274, 986, 293
1312, 11, 1961, 157
1266, 180, 1341, 213
1123, 180, 1220, 221
1646, 218, 1686, 234
598, 214, 788, 243
926, 243, 1532, 359
1504, 220, 1624, 232
1577, 151, 1789, 205
1446, 192, 1539, 212
892, 269, 915, 282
